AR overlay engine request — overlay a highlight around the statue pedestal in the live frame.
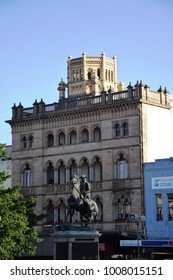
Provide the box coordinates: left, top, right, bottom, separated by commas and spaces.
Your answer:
52, 227, 101, 260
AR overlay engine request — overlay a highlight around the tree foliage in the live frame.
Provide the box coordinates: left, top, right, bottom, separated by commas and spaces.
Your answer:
0, 144, 44, 260
0, 144, 11, 185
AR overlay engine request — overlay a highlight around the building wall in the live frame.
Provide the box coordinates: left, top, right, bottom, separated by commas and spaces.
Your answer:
142, 104, 173, 162
10, 100, 142, 233
6, 55, 173, 239
144, 158, 173, 239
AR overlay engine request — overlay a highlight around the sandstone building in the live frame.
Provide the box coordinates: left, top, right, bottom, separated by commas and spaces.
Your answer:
6, 52, 173, 258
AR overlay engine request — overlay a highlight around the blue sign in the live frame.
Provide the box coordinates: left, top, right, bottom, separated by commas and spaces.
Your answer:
120, 240, 173, 247
152, 177, 173, 189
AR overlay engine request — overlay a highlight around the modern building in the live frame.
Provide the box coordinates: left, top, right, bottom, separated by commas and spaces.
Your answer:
143, 158, 173, 259
144, 158, 173, 239
6, 52, 173, 259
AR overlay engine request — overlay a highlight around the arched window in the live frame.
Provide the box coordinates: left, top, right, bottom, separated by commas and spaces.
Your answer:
94, 197, 103, 222
80, 69, 83, 80
81, 128, 89, 143
70, 130, 77, 144
58, 131, 65, 146
122, 122, 129, 136
114, 123, 121, 137
105, 69, 107, 80
94, 126, 101, 142
111, 71, 113, 82
22, 136, 27, 149
23, 163, 32, 187
73, 70, 76, 81
97, 68, 100, 79
47, 162, 54, 184
114, 193, 130, 222
29, 135, 34, 148
88, 71, 92, 80
46, 200, 54, 224
76, 69, 79, 81
58, 199, 66, 224
114, 153, 128, 179
93, 156, 102, 182
108, 70, 110, 81
58, 160, 66, 184
47, 133, 54, 147
81, 158, 89, 180
69, 159, 77, 179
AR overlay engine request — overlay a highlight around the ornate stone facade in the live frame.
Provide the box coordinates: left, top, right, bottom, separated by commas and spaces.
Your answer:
6, 53, 173, 254
67, 52, 117, 97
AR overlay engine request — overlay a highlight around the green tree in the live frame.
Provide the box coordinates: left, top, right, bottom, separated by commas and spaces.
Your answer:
0, 144, 44, 260
0, 144, 11, 185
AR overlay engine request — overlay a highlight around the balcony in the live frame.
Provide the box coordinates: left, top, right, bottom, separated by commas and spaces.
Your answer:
112, 179, 130, 190
42, 183, 69, 194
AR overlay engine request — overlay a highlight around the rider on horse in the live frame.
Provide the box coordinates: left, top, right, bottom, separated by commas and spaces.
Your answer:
66, 174, 98, 225
80, 175, 91, 206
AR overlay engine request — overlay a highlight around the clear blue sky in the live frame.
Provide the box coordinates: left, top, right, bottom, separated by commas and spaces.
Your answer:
1, 0, 173, 145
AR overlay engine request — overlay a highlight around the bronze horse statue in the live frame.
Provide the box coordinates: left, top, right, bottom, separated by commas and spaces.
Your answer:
65, 174, 98, 225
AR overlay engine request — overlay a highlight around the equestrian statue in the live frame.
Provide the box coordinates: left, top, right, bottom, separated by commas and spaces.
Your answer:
65, 174, 98, 225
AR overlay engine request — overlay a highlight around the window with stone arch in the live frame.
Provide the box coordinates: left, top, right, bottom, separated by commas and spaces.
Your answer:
57, 160, 66, 184
69, 129, 77, 144
81, 127, 89, 143
92, 156, 102, 182
93, 126, 101, 142
21, 135, 27, 149
122, 122, 129, 136
47, 132, 54, 147
97, 68, 100, 79
80, 69, 83, 80
114, 123, 121, 137
114, 153, 128, 179
57, 199, 66, 224
22, 162, 32, 187
73, 70, 76, 81
47, 161, 54, 185
111, 71, 113, 82
46, 200, 54, 224
105, 69, 107, 80
88, 68, 92, 80
68, 158, 77, 179
108, 70, 110, 81
58, 130, 65, 146
94, 196, 103, 222
28, 135, 34, 148
80, 157, 89, 180
113, 193, 130, 222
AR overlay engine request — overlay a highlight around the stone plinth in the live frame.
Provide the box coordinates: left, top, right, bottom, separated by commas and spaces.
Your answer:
52, 226, 101, 260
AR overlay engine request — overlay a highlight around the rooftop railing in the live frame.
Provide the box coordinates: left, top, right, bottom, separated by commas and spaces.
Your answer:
11, 85, 169, 120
